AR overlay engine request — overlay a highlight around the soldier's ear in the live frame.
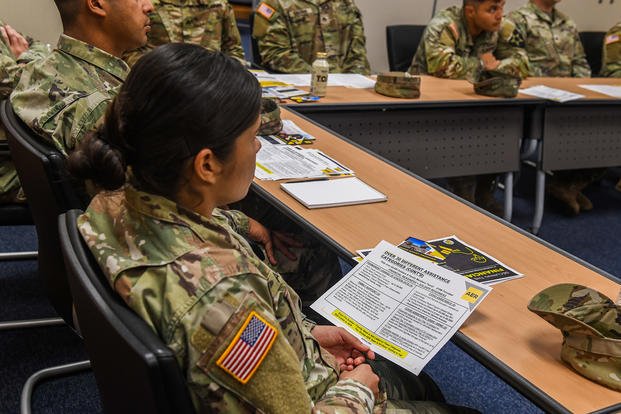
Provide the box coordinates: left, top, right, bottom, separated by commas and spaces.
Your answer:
193, 148, 223, 185
464, 4, 475, 19
86, 0, 107, 17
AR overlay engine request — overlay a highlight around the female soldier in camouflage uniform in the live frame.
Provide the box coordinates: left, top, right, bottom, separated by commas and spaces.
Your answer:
69, 44, 477, 414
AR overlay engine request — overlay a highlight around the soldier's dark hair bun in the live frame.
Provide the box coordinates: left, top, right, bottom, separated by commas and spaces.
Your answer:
68, 44, 261, 199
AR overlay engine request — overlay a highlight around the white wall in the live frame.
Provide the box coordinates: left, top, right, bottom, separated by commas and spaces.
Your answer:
1, 0, 620, 71
0, 0, 62, 45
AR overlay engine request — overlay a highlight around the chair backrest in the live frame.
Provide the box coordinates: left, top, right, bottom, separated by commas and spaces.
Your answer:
386, 25, 426, 72
249, 11, 262, 67
0, 126, 32, 225
60, 210, 195, 414
1, 100, 88, 325
579, 31, 605, 76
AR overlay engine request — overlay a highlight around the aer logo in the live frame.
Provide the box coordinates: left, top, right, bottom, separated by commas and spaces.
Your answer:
461, 287, 483, 303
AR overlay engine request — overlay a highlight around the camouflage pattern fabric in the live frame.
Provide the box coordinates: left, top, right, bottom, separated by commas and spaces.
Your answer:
473, 72, 521, 98
374, 72, 420, 99
0, 20, 50, 204
408, 6, 529, 82
258, 97, 282, 135
506, 1, 591, 77
253, 0, 371, 75
601, 22, 621, 77
79, 185, 463, 413
123, 0, 245, 66
11, 34, 129, 156
528, 283, 621, 391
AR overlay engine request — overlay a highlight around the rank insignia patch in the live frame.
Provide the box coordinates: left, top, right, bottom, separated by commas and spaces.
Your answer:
216, 311, 277, 384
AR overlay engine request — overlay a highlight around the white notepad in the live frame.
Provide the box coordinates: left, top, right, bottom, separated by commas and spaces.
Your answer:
280, 177, 387, 209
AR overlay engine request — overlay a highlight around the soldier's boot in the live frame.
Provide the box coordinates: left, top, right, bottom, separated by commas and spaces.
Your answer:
475, 174, 504, 217
546, 178, 580, 216
446, 176, 475, 204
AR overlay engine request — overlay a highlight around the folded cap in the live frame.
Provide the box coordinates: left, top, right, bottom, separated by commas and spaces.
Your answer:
473, 73, 521, 98
528, 283, 621, 391
374, 72, 421, 99
258, 98, 282, 136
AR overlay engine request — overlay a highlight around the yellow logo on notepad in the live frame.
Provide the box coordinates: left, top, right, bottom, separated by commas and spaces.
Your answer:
461, 287, 483, 303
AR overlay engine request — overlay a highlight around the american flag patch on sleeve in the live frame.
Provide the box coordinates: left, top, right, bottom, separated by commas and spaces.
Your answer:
257, 2, 276, 20
216, 311, 278, 384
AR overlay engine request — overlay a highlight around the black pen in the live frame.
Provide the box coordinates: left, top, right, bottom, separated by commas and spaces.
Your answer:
284, 177, 330, 184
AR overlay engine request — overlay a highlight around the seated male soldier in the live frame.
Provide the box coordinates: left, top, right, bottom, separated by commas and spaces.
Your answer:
252, 0, 371, 74
11, 0, 153, 156
507, 0, 600, 215
0, 21, 50, 204
123, 0, 245, 66
408, 0, 529, 216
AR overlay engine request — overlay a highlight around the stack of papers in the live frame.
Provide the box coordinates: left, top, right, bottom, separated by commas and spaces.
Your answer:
252, 71, 375, 89
519, 85, 584, 102
281, 177, 386, 209
255, 142, 353, 180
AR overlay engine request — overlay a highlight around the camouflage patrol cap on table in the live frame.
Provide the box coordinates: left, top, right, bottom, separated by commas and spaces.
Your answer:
473, 73, 521, 98
258, 98, 282, 136
528, 283, 621, 391
374, 72, 421, 99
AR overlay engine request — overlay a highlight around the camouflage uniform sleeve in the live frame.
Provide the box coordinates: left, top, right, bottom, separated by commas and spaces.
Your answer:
221, 2, 246, 63
0, 38, 48, 98
422, 23, 482, 80
340, 3, 371, 75
494, 19, 530, 79
166, 271, 375, 413
570, 26, 591, 78
601, 25, 621, 77
253, 0, 312, 73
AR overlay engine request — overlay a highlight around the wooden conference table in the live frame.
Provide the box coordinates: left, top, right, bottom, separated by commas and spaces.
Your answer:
285, 75, 621, 233
252, 108, 621, 414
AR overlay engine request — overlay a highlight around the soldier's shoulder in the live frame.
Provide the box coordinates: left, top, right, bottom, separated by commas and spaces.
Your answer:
427, 6, 462, 37
506, 5, 532, 22
607, 21, 621, 36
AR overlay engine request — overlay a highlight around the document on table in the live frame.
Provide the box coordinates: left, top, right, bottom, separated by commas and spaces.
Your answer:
311, 240, 491, 375
519, 85, 584, 102
255, 139, 354, 180
268, 73, 375, 89
578, 84, 621, 98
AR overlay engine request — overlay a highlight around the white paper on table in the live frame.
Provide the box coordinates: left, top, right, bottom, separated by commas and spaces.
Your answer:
578, 84, 621, 98
327, 74, 376, 89
519, 85, 584, 102
270, 74, 312, 86
311, 240, 491, 375
255, 143, 354, 180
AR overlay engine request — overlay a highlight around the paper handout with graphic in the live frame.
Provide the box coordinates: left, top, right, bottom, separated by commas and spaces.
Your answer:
311, 240, 491, 375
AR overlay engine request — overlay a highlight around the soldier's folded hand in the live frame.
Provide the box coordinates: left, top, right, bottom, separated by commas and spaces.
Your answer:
480, 52, 500, 71
340, 364, 380, 397
0, 25, 29, 59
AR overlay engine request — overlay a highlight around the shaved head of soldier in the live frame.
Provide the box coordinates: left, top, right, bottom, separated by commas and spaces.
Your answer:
464, 0, 505, 35
53, 0, 154, 57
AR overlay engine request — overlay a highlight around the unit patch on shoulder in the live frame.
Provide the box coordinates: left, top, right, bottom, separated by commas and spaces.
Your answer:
257, 2, 277, 21
216, 311, 278, 384
606, 34, 620, 45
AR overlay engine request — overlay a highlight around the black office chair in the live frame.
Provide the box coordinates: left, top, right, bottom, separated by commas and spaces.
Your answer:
60, 210, 195, 414
386, 25, 426, 72
579, 31, 605, 76
0, 135, 37, 259
0, 101, 91, 413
